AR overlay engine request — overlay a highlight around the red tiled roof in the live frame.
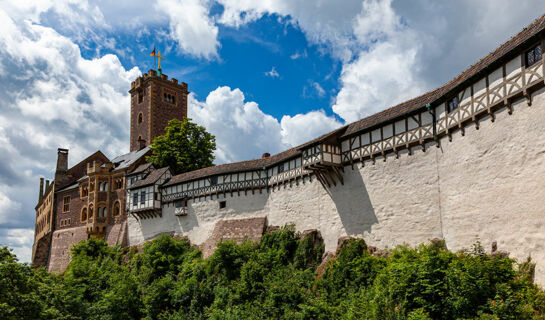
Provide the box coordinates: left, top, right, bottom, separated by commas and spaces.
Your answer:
164, 147, 300, 185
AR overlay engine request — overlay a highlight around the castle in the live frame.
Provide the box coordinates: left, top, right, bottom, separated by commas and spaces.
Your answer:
34, 15, 545, 284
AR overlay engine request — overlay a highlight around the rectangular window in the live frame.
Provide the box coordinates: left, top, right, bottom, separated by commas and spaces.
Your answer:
133, 193, 138, 206
138, 90, 144, 103
526, 44, 542, 67
175, 200, 184, 208
140, 191, 145, 204
219, 201, 226, 209
447, 96, 459, 113
278, 164, 284, 173
63, 196, 70, 212
210, 176, 218, 185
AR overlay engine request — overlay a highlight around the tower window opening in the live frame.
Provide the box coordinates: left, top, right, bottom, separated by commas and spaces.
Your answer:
138, 113, 143, 124
219, 201, 226, 209
138, 90, 144, 103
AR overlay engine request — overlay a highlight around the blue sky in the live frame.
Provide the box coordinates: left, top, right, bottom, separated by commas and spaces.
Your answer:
0, 0, 544, 262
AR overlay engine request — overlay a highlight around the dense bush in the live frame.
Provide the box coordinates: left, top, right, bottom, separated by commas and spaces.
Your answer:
1, 228, 545, 319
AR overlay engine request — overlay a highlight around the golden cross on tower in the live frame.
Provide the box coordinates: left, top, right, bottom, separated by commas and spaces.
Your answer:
150, 47, 166, 75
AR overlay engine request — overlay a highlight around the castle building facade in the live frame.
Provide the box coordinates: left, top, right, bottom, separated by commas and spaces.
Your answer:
34, 15, 545, 284
32, 71, 188, 271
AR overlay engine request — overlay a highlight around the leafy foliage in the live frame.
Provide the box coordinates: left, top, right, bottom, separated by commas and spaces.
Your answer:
1, 231, 545, 319
146, 118, 216, 174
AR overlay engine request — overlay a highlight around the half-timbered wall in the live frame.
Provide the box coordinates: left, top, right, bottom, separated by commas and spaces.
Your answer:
128, 186, 157, 210
339, 50, 544, 163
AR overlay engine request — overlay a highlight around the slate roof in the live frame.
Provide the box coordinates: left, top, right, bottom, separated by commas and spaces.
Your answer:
129, 167, 170, 189
164, 13, 545, 185
111, 146, 150, 171
56, 182, 79, 193
129, 162, 153, 175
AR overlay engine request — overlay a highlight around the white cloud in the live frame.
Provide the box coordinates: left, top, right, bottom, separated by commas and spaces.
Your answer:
156, 0, 220, 60
189, 86, 341, 163
332, 0, 425, 122
0, 7, 140, 261
312, 82, 325, 97
0, 228, 34, 263
0, 191, 22, 225
280, 110, 342, 147
265, 66, 279, 78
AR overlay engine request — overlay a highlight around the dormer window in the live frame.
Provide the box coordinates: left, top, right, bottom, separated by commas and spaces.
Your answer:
447, 96, 459, 113
526, 44, 542, 67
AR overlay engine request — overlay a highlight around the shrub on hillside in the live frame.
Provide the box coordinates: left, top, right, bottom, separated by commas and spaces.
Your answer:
1, 230, 544, 319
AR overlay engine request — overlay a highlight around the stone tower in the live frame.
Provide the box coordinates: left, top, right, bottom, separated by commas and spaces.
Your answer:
129, 70, 188, 151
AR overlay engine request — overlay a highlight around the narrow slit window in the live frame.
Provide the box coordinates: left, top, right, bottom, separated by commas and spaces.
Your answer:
140, 191, 145, 204
63, 196, 70, 212
133, 193, 138, 206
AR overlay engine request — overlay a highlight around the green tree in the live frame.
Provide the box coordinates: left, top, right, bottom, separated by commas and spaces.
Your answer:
147, 118, 216, 174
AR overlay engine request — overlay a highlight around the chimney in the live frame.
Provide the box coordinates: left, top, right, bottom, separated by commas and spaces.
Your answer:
45, 180, 50, 191
262, 153, 270, 158
138, 137, 147, 150
56, 148, 69, 173
39, 178, 44, 202
54, 148, 69, 188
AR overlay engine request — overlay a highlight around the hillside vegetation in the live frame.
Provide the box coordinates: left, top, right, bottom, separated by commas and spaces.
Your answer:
1, 226, 545, 319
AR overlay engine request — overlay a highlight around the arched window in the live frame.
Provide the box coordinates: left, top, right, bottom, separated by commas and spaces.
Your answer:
89, 204, 93, 217
98, 207, 103, 218
113, 201, 121, 216
99, 182, 103, 191
104, 183, 108, 191
103, 207, 108, 218
81, 207, 87, 222
138, 112, 143, 124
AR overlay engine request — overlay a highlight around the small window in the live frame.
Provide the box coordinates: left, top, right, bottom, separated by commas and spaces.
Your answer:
99, 182, 103, 191
140, 191, 145, 204
104, 183, 108, 191
278, 164, 284, 174
133, 193, 138, 206
98, 207, 103, 218
138, 90, 144, 103
113, 201, 120, 216
138, 113, 143, 124
175, 200, 184, 208
526, 44, 542, 67
81, 208, 87, 222
210, 176, 218, 185
447, 96, 459, 113
63, 196, 70, 212
219, 201, 226, 209
103, 208, 108, 218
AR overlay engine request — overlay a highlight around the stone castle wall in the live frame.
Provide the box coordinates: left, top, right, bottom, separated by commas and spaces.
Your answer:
129, 87, 545, 285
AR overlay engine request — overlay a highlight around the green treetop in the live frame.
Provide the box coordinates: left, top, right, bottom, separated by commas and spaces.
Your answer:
147, 118, 216, 174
